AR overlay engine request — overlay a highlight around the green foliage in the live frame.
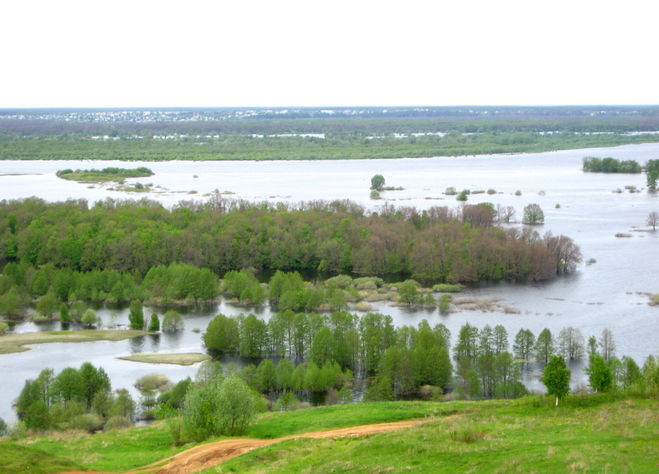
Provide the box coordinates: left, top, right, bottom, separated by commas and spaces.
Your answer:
647, 159, 659, 191
582, 156, 642, 173
161, 310, 183, 331
128, 300, 144, 330
148, 312, 160, 331
0, 199, 581, 287
365, 376, 395, 401
80, 308, 100, 327
397, 279, 421, 305
203, 314, 239, 355
56, 167, 154, 183
585, 354, 613, 392
523, 203, 544, 225
370, 174, 385, 191
541, 355, 571, 404
439, 294, 451, 313
181, 375, 257, 441
36, 292, 59, 317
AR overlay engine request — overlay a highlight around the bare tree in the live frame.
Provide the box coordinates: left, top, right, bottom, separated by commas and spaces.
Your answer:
598, 328, 616, 361
648, 211, 658, 231
497, 204, 516, 224
558, 327, 585, 361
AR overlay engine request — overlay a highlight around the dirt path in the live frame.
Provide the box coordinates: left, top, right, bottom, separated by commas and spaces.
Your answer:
129, 418, 425, 474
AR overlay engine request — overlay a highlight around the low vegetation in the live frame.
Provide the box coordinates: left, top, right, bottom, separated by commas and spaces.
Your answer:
0, 329, 149, 354
55, 167, 154, 183
117, 352, 211, 365
582, 156, 642, 173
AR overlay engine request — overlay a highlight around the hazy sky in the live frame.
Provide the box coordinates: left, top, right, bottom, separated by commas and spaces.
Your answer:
2, 0, 658, 108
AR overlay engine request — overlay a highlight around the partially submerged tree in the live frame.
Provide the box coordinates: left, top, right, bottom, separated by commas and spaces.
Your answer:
648, 211, 658, 231
370, 174, 385, 191
523, 203, 544, 225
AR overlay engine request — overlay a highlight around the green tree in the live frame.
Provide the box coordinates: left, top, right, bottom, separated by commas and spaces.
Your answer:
534, 328, 555, 363
370, 174, 385, 191
128, 300, 144, 330
148, 312, 160, 332
513, 329, 535, 361
36, 292, 59, 317
398, 280, 420, 305
239, 314, 267, 357
162, 310, 183, 331
541, 355, 571, 406
81, 308, 100, 328
59, 303, 71, 324
585, 353, 613, 392
523, 203, 544, 225
203, 314, 239, 355
215, 375, 258, 435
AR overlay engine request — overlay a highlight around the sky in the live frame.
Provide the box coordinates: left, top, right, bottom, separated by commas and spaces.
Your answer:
1, 0, 658, 108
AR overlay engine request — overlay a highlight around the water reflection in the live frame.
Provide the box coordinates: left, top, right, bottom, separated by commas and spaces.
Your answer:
129, 336, 146, 353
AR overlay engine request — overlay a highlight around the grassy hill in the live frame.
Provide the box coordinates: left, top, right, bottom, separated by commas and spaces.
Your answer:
1, 395, 657, 473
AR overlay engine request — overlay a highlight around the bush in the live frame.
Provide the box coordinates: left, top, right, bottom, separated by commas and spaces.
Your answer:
449, 423, 486, 443
162, 310, 184, 331
0, 417, 7, 436
439, 294, 452, 313
274, 391, 300, 411
135, 374, 173, 393
432, 283, 463, 293
182, 375, 258, 441
70, 413, 104, 433
104, 415, 133, 431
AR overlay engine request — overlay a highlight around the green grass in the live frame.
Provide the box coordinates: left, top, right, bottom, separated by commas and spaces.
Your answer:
2, 396, 657, 473
4, 421, 192, 472
0, 444, 83, 473
213, 396, 659, 473
0, 329, 151, 354
246, 401, 457, 439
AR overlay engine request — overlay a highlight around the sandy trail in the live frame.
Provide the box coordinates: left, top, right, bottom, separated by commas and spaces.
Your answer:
121, 418, 425, 474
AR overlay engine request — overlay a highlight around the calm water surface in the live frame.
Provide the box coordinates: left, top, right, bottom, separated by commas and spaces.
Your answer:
1, 143, 658, 421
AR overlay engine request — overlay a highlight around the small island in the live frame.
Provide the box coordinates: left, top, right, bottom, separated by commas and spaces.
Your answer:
118, 352, 211, 366
56, 167, 154, 183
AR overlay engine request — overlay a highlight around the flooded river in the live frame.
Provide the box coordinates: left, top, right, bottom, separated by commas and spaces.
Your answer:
0, 143, 658, 421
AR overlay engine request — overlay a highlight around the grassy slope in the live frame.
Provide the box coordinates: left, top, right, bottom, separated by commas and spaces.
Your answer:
2, 396, 657, 473
216, 396, 659, 473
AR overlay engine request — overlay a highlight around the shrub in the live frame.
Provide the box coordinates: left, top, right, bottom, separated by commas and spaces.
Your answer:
0, 417, 7, 436
449, 424, 486, 443
162, 310, 184, 331
135, 374, 173, 393
274, 391, 300, 411
104, 415, 133, 431
432, 283, 463, 293
70, 413, 104, 433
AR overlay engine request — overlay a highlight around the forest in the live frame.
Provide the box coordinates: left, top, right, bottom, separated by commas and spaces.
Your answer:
0, 197, 582, 317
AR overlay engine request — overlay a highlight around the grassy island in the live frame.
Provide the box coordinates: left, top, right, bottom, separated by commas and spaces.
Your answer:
0, 329, 151, 354
55, 167, 154, 183
118, 352, 211, 366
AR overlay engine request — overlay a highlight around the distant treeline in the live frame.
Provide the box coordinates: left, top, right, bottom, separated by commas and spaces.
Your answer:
582, 157, 642, 173
0, 198, 581, 285
2, 132, 659, 161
